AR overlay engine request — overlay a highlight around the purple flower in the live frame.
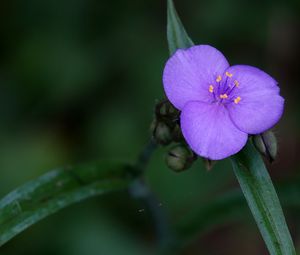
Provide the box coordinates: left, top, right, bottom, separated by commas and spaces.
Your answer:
163, 45, 284, 160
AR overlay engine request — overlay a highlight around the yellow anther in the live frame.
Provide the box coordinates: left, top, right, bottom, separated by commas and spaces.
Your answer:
219, 94, 228, 99
209, 85, 214, 93
234, 96, 241, 104
225, 71, 233, 78
234, 80, 239, 87
216, 75, 222, 82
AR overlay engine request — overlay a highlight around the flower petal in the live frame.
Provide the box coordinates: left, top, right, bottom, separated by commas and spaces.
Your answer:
181, 101, 248, 160
163, 45, 229, 110
226, 65, 284, 134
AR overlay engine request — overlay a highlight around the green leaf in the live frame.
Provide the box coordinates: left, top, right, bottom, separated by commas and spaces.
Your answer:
231, 142, 296, 255
0, 161, 132, 246
167, 0, 194, 55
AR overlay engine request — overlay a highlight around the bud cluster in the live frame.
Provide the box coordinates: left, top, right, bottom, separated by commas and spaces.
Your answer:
151, 100, 198, 172
150, 100, 182, 145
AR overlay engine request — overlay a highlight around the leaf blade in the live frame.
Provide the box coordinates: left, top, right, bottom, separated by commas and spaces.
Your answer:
231, 142, 296, 255
0, 161, 132, 246
167, 0, 194, 55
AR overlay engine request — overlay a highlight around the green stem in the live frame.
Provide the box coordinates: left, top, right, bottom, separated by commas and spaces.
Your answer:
130, 140, 174, 253
135, 139, 157, 173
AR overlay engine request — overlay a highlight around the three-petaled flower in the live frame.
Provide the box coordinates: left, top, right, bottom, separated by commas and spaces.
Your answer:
163, 45, 284, 160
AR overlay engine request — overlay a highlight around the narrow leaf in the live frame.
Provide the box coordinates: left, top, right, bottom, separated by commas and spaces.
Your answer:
0, 161, 132, 246
231, 142, 296, 255
167, 0, 194, 55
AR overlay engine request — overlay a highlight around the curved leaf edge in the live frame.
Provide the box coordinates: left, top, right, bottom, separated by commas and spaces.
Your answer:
0, 161, 133, 246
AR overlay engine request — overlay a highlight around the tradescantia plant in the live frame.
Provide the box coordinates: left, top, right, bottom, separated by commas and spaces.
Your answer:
0, 0, 296, 254
163, 1, 295, 254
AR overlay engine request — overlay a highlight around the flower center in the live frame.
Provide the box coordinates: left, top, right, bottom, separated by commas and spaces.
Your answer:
208, 72, 241, 105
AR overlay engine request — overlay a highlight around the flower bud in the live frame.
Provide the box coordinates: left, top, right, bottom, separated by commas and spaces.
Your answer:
156, 100, 179, 121
152, 121, 173, 145
165, 145, 196, 172
253, 130, 277, 163
171, 124, 183, 142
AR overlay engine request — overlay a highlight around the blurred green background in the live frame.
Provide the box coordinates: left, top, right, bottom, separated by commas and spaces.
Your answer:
0, 0, 300, 254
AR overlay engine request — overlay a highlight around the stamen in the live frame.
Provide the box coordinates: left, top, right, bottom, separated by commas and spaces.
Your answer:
209, 85, 214, 93
234, 80, 239, 87
234, 96, 241, 104
225, 71, 233, 78
216, 75, 222, 82
220, 94, 228, 99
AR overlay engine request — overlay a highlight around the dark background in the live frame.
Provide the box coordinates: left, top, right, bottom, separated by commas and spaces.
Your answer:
0, 0, 300, 254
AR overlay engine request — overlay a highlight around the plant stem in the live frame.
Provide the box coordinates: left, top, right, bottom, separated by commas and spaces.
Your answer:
129, 139, 174, 253
135, 138, 157, 173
